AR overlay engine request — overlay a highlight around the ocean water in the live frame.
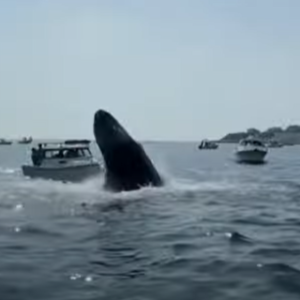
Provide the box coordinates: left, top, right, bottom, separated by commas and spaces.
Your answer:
1, 142, 300, 300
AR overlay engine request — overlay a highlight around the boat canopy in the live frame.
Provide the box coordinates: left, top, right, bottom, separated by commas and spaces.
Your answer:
64, 139, 90, 145
38, 140, 91, 149
40, 145, 91, 152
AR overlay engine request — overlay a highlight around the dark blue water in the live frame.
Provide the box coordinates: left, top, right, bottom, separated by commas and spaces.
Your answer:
1, 142, 300, 300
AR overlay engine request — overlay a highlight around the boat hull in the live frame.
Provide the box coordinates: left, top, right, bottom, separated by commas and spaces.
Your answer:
235, 149, 267, 164
198, 140, 219, 150
198, 145, 218, 150
18, 141, 32, 144
22, 163, 102, 183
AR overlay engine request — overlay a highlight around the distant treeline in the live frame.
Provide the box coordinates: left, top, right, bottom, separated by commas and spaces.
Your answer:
220, 125, 300, 143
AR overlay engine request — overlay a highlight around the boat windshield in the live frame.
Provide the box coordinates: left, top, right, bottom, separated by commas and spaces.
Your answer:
241, 140, 263, 147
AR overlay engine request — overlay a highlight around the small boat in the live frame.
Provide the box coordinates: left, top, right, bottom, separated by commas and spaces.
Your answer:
21, 140, 102, 182
18, 137, 33, 144
0, 138, 12, 145
235, 137, 268, 164
198, 139, 219, 150
266, 139, 283, 148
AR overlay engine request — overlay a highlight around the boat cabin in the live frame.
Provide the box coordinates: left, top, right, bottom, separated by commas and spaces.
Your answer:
239, 139, 264, 147
43, 146, 92, 159
237, 136, 267, 152
31, 140, 94, 166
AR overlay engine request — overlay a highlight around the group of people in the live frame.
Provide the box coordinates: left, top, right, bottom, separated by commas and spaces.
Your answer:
52, 148, 80, 159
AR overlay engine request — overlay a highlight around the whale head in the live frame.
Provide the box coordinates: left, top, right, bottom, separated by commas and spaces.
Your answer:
93, 109, 133, 155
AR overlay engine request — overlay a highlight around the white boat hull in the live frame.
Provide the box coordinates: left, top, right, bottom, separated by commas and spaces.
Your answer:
22, 162, 102, 182
235, 149, 267, 163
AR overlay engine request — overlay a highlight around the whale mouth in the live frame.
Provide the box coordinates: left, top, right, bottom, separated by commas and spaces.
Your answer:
93, 109, 131, 151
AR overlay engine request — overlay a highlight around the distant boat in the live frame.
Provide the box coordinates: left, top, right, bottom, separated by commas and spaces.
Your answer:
235, 136, 268, 164
18, 137, 33, 144
285, 142, 295, 146
198, 139, 219, 150
0, 138, 12, 145
266, 139, 283, 148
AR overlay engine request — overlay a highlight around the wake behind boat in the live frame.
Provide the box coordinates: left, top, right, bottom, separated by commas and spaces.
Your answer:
235, 136, 268, 164
22, 140, 102, 182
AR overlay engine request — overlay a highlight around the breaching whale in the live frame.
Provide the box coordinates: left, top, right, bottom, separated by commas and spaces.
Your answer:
93, 109, 164, 192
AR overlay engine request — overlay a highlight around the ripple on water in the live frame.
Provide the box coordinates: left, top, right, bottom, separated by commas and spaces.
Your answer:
1, 145, 300, 299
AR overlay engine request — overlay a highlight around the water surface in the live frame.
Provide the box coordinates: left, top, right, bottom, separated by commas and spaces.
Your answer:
1, 142, 300, 300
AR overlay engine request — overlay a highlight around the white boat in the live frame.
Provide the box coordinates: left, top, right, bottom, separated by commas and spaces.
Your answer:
198, 139, 219, 150
22, 140, 102, 182
235, 137, 268, 163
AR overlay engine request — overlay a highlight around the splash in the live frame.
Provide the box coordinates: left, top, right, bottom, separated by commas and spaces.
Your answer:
0, 158, 290, 210
7, 171, 240, 209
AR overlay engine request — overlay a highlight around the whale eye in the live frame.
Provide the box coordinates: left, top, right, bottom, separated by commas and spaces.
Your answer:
112, 125, 121, 133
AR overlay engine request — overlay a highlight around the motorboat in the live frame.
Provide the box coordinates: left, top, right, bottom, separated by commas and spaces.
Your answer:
235, 137, 268, 164
198, 139, 219, 150
21, 140, 102, 182
266, 139, 283, 148
0, 138, 12, 145
18, 137, 33, 144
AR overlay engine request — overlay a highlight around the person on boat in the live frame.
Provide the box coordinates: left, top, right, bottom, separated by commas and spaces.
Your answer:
73, 149, 79, 157
35, 144, 46, 164
65, 149, 79, 158
37, 144, 45, 158
31, 148, 42, 166
54, 150, 64, 158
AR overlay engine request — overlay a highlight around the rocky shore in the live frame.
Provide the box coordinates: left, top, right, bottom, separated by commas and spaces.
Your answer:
219, 125, 300, 145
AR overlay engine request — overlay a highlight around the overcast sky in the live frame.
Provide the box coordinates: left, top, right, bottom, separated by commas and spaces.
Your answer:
0, 0, 299, 141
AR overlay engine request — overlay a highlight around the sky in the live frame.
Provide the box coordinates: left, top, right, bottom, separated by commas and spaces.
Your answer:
0, 0, 299, 141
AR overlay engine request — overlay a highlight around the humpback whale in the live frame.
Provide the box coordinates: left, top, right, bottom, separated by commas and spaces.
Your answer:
93, 109, 163, 192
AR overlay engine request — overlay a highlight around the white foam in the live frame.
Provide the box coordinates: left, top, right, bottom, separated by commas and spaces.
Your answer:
0, 167, 19, 175
0, 159, 290, 209
9, 169, 238, 202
